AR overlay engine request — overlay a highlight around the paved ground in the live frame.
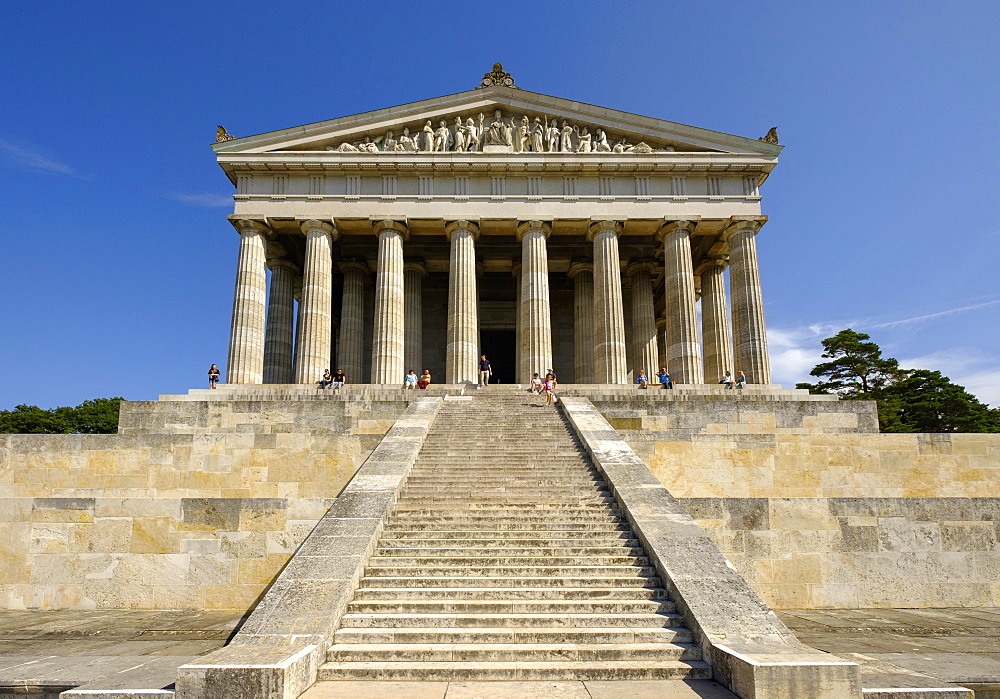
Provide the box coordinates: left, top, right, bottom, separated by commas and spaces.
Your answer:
1, 608, 999, 696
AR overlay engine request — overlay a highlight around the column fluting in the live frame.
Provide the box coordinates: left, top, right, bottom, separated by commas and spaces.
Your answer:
263, 258, 298, 384
568, 261, 595, 383
626, 259, 660, 382
517, 221, 552, 383
294, 220, 337, 383
370, 220, 408, 385
656, 315, 669, 374
403, 260, 426, 374
337, 259, 368, 383
658, 220, 703, 384
588, 220, 627, 384
226, 219, 269, 384
697, 258, 734, 384
445, 220, 480, 384
725, 218, 771, 384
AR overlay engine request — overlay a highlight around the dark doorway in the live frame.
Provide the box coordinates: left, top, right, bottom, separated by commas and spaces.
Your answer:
479, 330, 516, 384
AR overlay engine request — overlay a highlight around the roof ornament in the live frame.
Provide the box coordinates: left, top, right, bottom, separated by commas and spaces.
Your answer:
477, 62, 518, 90
216, 125, 237, 142
758, 127, 779, 144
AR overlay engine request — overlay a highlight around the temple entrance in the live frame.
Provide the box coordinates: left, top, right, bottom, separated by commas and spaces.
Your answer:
479, 330, 516, 384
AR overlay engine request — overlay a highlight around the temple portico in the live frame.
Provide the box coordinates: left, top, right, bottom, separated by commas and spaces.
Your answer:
216, 67, 781, 386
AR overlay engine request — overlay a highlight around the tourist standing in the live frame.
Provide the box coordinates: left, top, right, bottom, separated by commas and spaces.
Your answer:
332, 369, 346, 389
403, 369, 417, 390
417, 369, 431, 389
543, 375, 556, 406
478, 355, 492, 387
208, 364, 220, 389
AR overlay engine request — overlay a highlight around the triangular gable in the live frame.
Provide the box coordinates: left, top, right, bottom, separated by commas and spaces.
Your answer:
212, 86, 782, 157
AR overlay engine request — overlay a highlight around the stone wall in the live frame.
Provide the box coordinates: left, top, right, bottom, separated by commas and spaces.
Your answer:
0, 398, 411, 610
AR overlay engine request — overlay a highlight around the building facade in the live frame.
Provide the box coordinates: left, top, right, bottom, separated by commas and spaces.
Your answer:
214, 66, 781, 386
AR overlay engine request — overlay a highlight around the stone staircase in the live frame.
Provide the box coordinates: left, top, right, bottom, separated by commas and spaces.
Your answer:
317, 388, 711, 681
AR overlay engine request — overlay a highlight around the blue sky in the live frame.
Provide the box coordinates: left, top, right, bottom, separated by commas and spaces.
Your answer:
1, 2, 998, 408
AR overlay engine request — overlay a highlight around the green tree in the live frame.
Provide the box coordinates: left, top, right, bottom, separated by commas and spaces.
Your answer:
796, 329, 900, 398
0, 398, 123, 434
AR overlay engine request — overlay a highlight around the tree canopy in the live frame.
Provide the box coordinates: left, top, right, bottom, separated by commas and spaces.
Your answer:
797, 329, 998, 433
0, 398, 122, 434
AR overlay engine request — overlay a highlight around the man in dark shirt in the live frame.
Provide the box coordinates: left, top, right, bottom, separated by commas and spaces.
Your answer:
478, 355, 492, 387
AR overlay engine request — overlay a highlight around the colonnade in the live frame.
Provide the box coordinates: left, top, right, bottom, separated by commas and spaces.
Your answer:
226, 218, 770, 386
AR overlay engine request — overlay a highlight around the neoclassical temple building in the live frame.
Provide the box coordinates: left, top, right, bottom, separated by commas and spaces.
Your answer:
215, 65, 781, 386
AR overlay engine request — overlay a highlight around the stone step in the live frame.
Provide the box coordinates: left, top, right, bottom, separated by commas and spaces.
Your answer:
316, 659, 712, 681
358, 576, 662, 589
379, 534, 640, 544
352, 587, 669, 601
326, 642, 700, 662
384, 522, 632, 532
363, 566, 658, 578
345, 600, 676, 615
393, 501, 618, 510
367, 555, 650, 567
375, 546, 646, 557
387, 517, 628, 525
333, 626, 690, 645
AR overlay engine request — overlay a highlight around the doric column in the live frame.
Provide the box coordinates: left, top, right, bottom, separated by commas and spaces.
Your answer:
226, 219, 269, 384
517, 221, 552, 383
588, 220, 627, 384
568, 261, 595, 383
294, 220, 338, 383
403, 260, 426, 374
445, 220, 480, 383
370, 220, 408, 384
724, 217, 771, 384
658, 220, 703, 384
656, 315, 669, 373
627, 259, 659, 381
696, 258, 734, 384
337, 259, 368, 382
511, 261, 522, 382
292, 274, 303, 377
263, 258, 298, 384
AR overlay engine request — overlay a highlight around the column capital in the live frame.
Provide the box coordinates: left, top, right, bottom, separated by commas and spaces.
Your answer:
445, 219, 480, 241
720, 215, 768, 241
403, 259, 427, 276
266, 258, 300, 274
516, 220, 551, 241
656, 220, 697, 241
339, 258, 370, 276
586, 220, 622, 241
230, 218, 270, 237
300, 219, 339, 241
567, 260, 594, 278
372, 219, 409, 241
626, 258, 657, 278
694, 257, 729, 277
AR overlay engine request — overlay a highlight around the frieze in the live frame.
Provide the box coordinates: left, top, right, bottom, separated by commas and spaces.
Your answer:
328, 109, 667, 156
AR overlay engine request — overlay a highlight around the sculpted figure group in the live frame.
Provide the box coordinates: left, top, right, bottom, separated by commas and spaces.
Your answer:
330, 110, 660, 155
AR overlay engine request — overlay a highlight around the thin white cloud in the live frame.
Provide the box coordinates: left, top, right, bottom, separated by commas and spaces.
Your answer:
168, 193, 233, 208
867, 299, 1000, 330
0, 139, 85, 177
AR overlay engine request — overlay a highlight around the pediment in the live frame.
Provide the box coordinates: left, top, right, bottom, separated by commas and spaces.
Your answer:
213, 86, 781, 158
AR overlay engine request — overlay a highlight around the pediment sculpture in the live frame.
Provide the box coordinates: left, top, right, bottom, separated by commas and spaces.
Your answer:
328, 110, 666, 155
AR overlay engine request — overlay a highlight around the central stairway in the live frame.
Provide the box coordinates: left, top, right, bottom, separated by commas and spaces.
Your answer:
318, 389, 710, 681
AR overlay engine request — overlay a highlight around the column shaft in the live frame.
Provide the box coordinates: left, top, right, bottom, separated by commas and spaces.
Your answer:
262, 259, 297, 384
371, 221, 407, 384
294, 221, 337, 383
656, 316, 669, 373
699, 261, 734, 383
589, 221, 627, 384
337, 261, 367, 382
628, 261, 659, 380
445, 221, 480, 383
727, 220, 771, 384
403, 261, 425, 373
659, 221, 703, 384
226, 220, 269, 384
568, 262, 595, 383
518, 221, 552, 382
512, 262, 523, 382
